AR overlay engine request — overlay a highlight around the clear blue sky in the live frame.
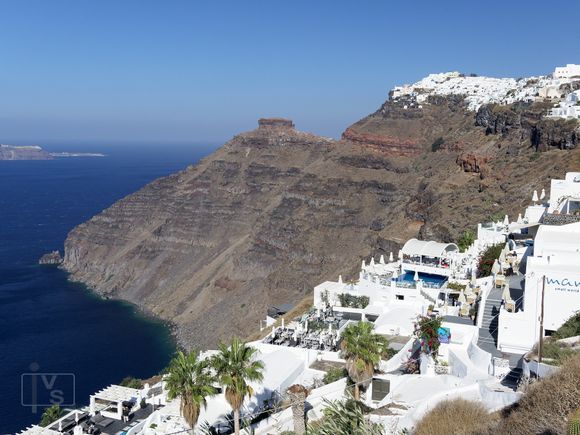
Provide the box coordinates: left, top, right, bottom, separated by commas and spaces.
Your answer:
1, 0, 578, 144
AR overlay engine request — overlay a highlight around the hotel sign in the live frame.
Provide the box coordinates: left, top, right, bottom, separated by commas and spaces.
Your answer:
546, 277, 580, 294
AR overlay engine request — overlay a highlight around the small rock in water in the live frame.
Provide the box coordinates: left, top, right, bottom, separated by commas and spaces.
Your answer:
39, 250, 63, 265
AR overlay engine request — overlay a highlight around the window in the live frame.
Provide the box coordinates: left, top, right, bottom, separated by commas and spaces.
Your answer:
396, 295, 405, 300
371, 378, 390, 401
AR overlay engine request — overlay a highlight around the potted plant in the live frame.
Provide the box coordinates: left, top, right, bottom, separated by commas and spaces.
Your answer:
413, 315, 443, 376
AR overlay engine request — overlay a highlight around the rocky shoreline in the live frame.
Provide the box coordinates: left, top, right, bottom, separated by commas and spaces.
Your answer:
39, 250, 63, 265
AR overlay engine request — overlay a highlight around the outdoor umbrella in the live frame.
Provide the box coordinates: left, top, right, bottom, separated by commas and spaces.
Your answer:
389, 252, 394, 262
502, 283, 511, 302
491, 259, 500, 275
503, 214, 509, 226
499, 250, 506, 264
517, 213, 523, 224
532, 190, 539, 203
414, 270, 419, 281
380, 254, 385, 264
458, 289, 467, 304
540, 188, 546, 200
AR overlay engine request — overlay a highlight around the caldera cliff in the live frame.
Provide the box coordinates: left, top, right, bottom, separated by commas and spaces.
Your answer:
64, 77, 580, 349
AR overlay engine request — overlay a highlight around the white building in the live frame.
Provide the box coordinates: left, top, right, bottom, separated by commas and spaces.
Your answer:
497, 222, 580, 353
547, 172, 580, 215
313, 240, 466, 330
547, 90, 580, 119
496, 172, 580, 354
553, 63, 580, 79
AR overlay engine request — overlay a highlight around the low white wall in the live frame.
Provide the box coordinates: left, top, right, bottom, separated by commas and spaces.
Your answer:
478, 382, 521, 411
467, 339, 492, 374
448, 349, 468, 378
522, 359, 560, 378
476, 276, 494, 328
380, 337, 418, 373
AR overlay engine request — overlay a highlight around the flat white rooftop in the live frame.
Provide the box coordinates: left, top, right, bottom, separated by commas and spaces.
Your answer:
92, 384, 140, 402
17, 426, 61, 435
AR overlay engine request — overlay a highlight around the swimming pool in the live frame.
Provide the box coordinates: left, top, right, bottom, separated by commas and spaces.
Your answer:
396, 271, 448, 288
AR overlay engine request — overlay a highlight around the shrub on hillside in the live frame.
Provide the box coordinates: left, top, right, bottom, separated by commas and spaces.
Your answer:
494, 353, 580, 435
477, 244, 503, 277
552, 312, 580, 340
120, 376, 142, 389
457, 229, 476, 252
337, 293, 369, 309
322, 367, 347, 385
413, 398, 497, 435
447, 282, 466, 292
431, 137, 445, 152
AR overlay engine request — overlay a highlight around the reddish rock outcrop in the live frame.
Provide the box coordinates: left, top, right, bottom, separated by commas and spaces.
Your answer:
342, 128, 422, 156
456, 153, 490, 176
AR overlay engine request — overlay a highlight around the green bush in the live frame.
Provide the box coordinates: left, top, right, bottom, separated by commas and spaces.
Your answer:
308, 398, 384, 435
40, 404, 63, 427
552, 312, 580, 340
120, 376, 142, 389
477, 244, 503, 277
431, 137, 445, 152
323, 367, 348, 384
541, 341, 576, 366
337, 293, 370, 309
457, 229, 476, 252
447, 282, 466, 292
414, 315, 443, 356
568, 408, 580, 435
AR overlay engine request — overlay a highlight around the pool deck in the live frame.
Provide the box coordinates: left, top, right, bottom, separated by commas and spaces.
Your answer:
93, 405, 156, 435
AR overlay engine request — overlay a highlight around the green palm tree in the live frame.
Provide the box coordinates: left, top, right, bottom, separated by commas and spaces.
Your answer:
340, 321, 389, 401
39, 404, 63, 427
211, 337, 265, 435
308, 398, 384, 435
165, 350, 217, 430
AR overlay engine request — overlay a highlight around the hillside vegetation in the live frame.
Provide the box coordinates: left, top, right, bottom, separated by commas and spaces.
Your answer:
414, 353, 580, 435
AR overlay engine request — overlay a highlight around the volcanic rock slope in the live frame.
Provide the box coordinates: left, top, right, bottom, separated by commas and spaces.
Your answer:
64, 100, 580, 348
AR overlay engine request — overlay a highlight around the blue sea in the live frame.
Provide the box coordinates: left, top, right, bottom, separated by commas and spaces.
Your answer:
0, 143, 215, 433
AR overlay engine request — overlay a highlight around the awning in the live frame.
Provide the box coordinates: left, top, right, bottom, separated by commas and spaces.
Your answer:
401, 238, 458, 258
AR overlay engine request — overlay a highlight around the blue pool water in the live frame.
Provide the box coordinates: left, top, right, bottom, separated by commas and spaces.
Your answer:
0, 143, 216, 433
397, 271, 448, 287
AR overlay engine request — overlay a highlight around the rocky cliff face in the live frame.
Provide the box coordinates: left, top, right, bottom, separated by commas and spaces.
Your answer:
64, 95, 580, 349
64, 120, 414, 348
474, 102, 580, 151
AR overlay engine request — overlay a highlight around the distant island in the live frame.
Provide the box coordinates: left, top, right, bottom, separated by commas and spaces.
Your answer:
0, 144, 105, 160
49, 152, 106, 158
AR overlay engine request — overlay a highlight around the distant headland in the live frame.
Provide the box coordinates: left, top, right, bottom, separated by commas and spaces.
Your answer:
0, 144, 105, 160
